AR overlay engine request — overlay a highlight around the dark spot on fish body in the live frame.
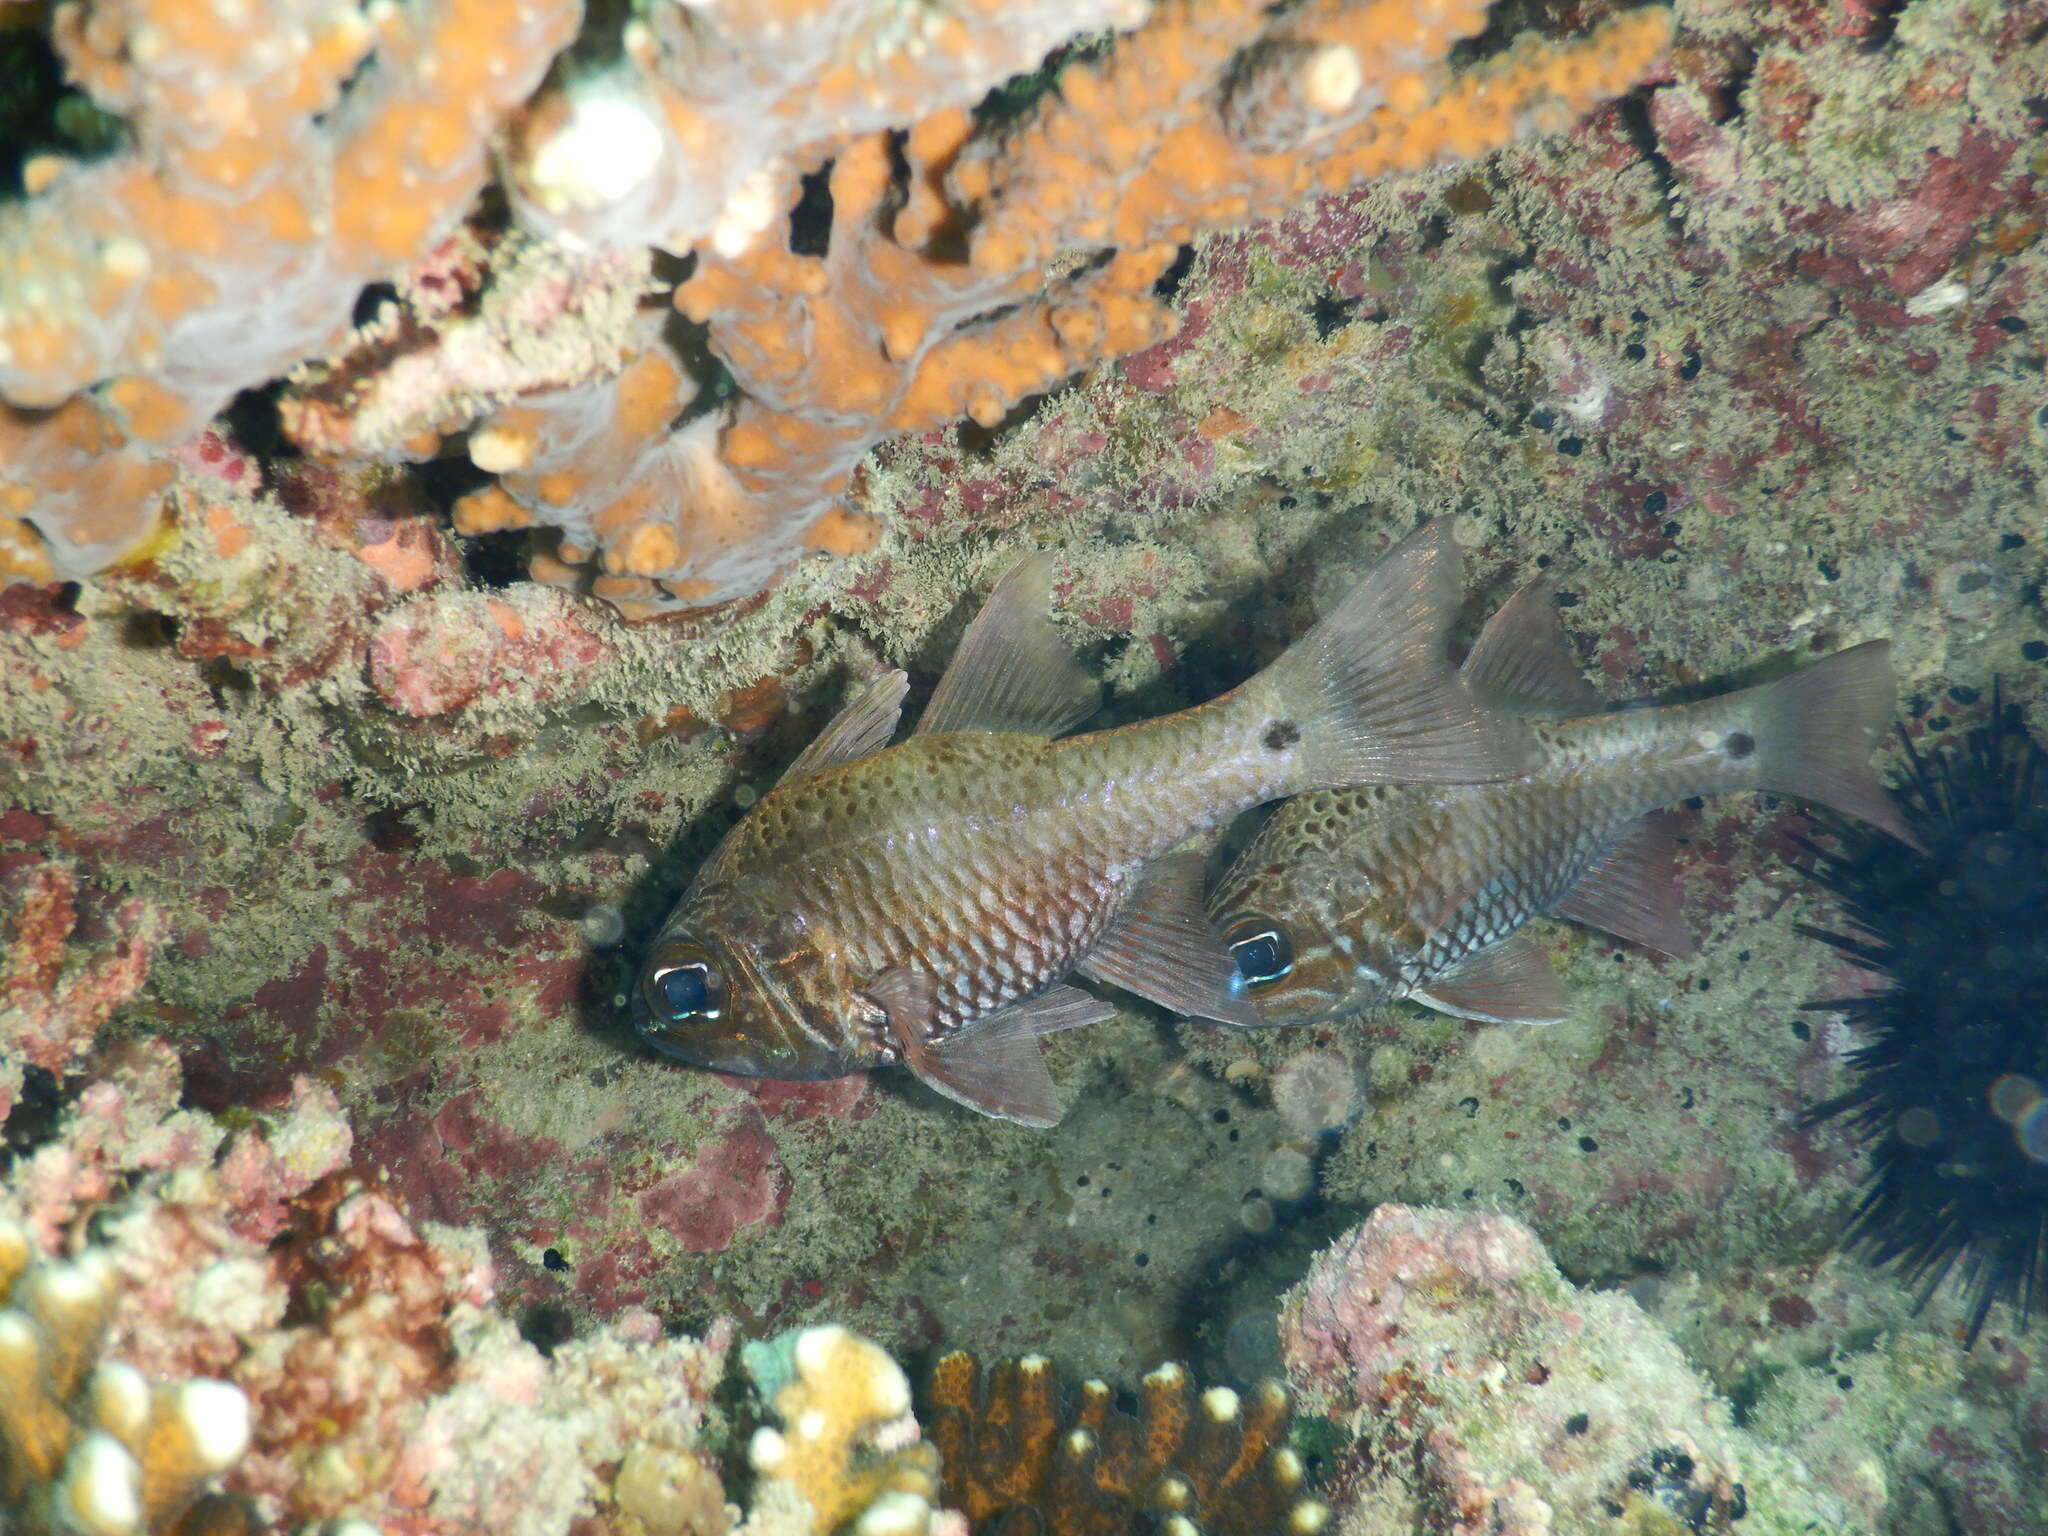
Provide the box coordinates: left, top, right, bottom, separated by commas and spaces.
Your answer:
1264, 720, 1301, 751
1723, 731, 1756, 759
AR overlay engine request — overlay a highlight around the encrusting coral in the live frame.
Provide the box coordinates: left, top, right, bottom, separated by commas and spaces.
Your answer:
383, 0, 1674, 616
1279, 1205, 1864, 1536
926, 1349, 1327, 1535
1, 863, 154, 1125
0, 0, 581, 582
1, 0, 1670, 617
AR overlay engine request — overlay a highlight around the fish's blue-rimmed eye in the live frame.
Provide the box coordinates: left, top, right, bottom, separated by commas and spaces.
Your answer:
1225, 917, 1293, 987
659, 965, 708, 1015
643, 942, 725, 1024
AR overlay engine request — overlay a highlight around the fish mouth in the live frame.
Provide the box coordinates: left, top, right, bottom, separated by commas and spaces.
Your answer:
636, 1018, 861, 1080
635, 1016, 759, 1074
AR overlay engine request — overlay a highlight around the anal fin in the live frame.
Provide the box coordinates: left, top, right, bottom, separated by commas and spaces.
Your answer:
1079, 849, 1264, 1026
1414, 932, 1571, 1025
866, 970, 1112, 1128
1551, 813, 1696, 958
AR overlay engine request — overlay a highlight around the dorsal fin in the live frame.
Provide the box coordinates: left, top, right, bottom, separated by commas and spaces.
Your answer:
1462, 579, 1602, 718
1414, 931, 1571, 1025
783, 670, 909, 782
1552, 813, 1696, 957
1079, 848, 1263, 1026
915, 553, 1099, 738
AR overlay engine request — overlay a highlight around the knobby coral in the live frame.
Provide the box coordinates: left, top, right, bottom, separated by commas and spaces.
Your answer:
0, 1220, 253, 1536
742, 1326, 953, 1536
926, 1349, 1327, 1535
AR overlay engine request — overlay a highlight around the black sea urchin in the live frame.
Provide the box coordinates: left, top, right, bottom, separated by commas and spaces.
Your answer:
1798, 692, 2048, 1343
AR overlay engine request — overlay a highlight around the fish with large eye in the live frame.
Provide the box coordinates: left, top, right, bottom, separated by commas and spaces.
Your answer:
1211, 577, 1925, 1029
634, 521, 1532, 1125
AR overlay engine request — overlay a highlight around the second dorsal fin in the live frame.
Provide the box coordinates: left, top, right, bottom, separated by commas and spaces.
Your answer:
783, 669, 909, 782
915, 552, 1100, 738
1462, 579, 1603, 718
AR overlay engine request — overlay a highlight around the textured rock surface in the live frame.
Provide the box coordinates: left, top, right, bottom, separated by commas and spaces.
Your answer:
2, 0, 2045, 1529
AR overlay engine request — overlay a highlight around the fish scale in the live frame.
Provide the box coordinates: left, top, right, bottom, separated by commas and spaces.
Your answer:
636, 524, 1523, 1124
1213, 581, 1916, 1029
777, 726, 1242, 1036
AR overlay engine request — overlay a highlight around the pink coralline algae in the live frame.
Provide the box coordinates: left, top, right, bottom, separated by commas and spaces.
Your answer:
0, 1010, 959, 1536
368, 584, 622, 718
635, 1110, 790, 1255
0, 862, 154, 1123
1279, 1205, 1858, 1536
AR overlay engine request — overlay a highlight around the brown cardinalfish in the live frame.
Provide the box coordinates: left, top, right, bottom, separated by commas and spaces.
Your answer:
634, 521, 1532, 1126
1211, 579, 1923, 1028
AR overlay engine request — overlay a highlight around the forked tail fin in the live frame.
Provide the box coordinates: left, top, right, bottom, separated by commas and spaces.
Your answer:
1747, 639, 1923, 851
1254, 519, 1533, 788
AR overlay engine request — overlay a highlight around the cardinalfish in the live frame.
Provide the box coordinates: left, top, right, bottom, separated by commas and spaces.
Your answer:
634, 521, 1531, 1125
1211, 580, 1923, 1028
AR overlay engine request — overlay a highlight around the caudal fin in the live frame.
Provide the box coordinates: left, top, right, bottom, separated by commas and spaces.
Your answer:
1257, 519, 1533, 786
1747, 639, 1923, 850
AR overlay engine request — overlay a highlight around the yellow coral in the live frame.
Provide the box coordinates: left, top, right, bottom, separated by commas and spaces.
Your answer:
745, 1325, 944, 1535
0, 1220, 252, 1536
927, 1351, 1328, 1535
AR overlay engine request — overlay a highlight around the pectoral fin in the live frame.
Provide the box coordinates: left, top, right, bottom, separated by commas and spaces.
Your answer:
1551, 814, 1696, 958
1461, 578, 1603, 718
1079, 850, 1263, 1026
865, 970, 1112, 1128
1414, 932, 1571, 1025
783, 669, 909, 781
916, 552, 1100, 738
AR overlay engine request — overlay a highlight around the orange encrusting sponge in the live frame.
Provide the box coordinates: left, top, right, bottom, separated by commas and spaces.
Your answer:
469, 0, 1671, 617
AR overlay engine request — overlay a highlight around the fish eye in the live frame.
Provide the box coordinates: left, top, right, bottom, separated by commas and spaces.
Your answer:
643, 942, 726, 1024
1225, 916, 1294, 988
